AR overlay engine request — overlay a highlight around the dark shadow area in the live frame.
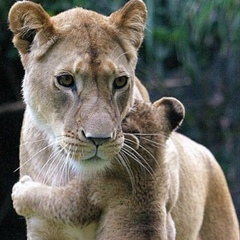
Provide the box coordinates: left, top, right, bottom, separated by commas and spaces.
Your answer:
0, 106, 26, 239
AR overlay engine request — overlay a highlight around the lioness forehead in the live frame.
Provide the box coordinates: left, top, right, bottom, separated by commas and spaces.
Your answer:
52, 7, 109, 31
51, 8, 120, 61
41, 8, 131, 79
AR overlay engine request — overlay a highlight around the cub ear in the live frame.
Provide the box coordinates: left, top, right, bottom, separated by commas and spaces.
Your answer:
109, 0, 147, 50
153, 97, 185, 131
8, 1, 56, 55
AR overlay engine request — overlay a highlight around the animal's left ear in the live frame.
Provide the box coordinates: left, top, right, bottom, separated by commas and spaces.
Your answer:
109, 0, 147, 50
153, 97, 185, 131
8, 1, 57, 56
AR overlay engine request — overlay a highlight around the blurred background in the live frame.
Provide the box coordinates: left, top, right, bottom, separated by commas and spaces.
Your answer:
0, 0, 239, 238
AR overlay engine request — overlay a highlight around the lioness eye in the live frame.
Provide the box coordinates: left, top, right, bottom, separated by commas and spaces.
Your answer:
56, 74, 74, 88
113, 76, 128, 90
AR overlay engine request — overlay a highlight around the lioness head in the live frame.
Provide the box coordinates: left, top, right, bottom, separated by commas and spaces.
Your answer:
9, 0, 147, 172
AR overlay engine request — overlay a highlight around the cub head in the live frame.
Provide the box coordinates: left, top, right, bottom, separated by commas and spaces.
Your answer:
122, 97, 185, 159
8, 1, 147, 172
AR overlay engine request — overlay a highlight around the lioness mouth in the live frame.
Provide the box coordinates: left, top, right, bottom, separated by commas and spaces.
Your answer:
83, 156, 103, 162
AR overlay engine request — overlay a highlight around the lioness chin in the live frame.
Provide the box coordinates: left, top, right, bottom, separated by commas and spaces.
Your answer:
9, 0, 239, 240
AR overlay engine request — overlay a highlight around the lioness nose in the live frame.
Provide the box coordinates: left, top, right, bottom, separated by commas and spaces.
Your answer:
82, 130, 112, 146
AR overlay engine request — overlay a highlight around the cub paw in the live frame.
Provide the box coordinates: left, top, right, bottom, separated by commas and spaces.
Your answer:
11, 175, 41, 216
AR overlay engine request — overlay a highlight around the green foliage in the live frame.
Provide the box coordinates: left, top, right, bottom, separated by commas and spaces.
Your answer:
40, 0, 125, 15
146, 0, 240, 73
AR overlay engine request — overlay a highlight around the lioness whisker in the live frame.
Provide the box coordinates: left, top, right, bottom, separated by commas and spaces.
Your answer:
68, 144, 82, 173
124, 137, 160, 170
36, 147, 61, 181
42, 142, 71, 185
42, 148, 64, 184
19, 138, 48, 147
128, 132, 168, 137
138, 136, 166, 148
14, 141, 57, 173
58, 153, 71, 185
54, 153, 68, 185
131, 135, 160, 144
115, 153, 136, 193
121, 144, 154, 177
57, 146, 72, 182
121, 148, 151, 180
61, 147, 76, 182
137, 143, 160, 168
145, 23, 152, 34
114, 51, 131, 63
110, 45, 120, 58
19, 135, 63, 147
124, 137, 160, 166
44, 149, 66, 185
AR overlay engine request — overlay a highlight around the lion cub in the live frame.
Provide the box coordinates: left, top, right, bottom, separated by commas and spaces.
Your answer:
12, 97, 182, 240
12, 97, 239, 240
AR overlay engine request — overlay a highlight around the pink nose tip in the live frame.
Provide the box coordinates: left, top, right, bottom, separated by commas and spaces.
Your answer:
82, 130, 112, 146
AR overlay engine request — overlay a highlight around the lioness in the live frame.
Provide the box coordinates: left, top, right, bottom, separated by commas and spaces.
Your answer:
9, 0, 239, 239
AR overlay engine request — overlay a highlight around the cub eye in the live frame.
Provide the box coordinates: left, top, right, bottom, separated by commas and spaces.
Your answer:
113, 76, 129, 90
56, 74, 74, 88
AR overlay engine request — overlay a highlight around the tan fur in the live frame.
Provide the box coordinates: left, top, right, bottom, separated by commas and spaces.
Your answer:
9, 1, 239, 239
12, 98, 239, 240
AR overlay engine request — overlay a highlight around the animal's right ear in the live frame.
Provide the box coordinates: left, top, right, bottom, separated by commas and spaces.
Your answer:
153, 97, 185, 132
8, 1, 56, 55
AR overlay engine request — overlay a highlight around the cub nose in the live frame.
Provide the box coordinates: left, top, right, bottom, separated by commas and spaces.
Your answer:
82, 130, 112, 146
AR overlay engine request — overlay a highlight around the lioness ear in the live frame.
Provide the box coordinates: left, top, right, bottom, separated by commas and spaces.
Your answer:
109, 0, 147, 49
8, 1, 56, 55
153, 97, 185, 131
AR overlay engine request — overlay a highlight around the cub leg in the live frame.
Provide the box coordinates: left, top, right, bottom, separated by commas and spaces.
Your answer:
12, 175, 100, 225
96, 202, 173, 240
